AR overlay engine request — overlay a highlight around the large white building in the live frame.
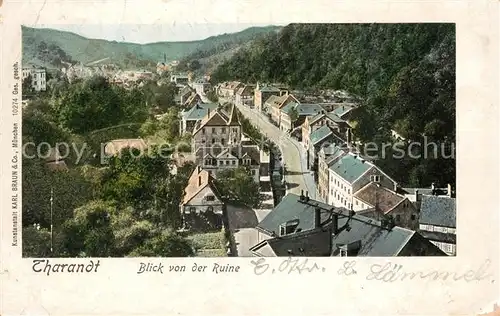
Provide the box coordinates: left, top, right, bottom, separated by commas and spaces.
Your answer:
22, 67, 47, 92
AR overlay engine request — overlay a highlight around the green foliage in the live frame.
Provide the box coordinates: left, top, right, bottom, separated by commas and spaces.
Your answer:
22, 158, 93, 229
215, 167, 260, 207
206, 89, 219, 102
287, 106, 299, 126
212, 23, 456, 187
22, 25, 280, 70
61, 200, 116, 257
128, 230, 194, 257
22, 226, 52, 257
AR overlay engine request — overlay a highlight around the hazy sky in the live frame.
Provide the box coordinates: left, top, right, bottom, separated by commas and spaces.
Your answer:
36, 23, 281, 44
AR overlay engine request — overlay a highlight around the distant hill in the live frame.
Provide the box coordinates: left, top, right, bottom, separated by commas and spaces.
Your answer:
21, 25, 281, 70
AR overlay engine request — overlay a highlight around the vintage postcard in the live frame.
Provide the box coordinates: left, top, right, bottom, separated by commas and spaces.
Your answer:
0, 0, 498, 315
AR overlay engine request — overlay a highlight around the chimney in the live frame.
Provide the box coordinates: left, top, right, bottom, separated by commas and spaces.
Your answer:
305, 191, 310, 202
315, 207, 321, 228
415, 189, 419, 202
197, 166, 201, 174
207, 108, 211, 117
300, 190, 305, 201
331, 213, 339, 235
447, 184, 452, 197
198, 176, 202, 186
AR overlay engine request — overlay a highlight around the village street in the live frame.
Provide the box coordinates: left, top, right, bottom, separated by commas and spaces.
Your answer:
234, 102, 317, 199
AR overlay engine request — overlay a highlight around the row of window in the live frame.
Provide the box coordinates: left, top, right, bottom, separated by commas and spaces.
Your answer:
200, 138, 238, 145
420, 224, 456, 234
431, 241, 456, 254
331, 177, 351, 195
332, 190, 352, 209
202, 127, 239, 134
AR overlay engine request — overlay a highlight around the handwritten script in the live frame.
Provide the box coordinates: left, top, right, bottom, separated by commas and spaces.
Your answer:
250, 257, 325, 275
366, 259, 493, 282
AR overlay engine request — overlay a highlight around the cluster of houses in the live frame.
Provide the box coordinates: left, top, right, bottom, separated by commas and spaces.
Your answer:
212, 80, 457, 257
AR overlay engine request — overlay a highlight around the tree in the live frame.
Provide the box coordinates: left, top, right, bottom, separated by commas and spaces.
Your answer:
54, 75, 125, 134
287, 106, 299, 128
22, 158, 93, 229
215, 167, 260, 207
22, 74, 34, 95
22, 225, 52, 257
60, 200, 116, 257
128, 229, 194, 257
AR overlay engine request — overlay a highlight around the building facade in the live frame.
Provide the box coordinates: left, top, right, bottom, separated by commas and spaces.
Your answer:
22, 67, 47, 92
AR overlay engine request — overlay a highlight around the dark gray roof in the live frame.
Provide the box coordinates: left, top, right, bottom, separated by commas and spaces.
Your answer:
256, 193, 444, 256
419, 195, 456, 228
256, 193, 333, 235
419, 230, 456, 244
250, 228, 332, 257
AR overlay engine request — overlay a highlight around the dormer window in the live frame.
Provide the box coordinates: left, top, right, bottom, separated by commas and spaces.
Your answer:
370, 175, 380, 183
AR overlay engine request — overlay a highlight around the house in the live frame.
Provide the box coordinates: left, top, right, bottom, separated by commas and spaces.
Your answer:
353, 183, 419, 230
249, 192, 445, 257
254, 83, 282, 112
194, 144, 261, 183
179, 102, 219, 135
170, 73, 190, 86
182, 92, 203, 109
192, 78, 211, 95
307, 125, 347, 171
327, 152, 398, 210
401, 183, 453, 210
22, 66, 47, 92
175, 86, 195, 106
316, 145, 349, 203
180, 166, 225, 231
331, 103, 358, 121
418, 194, 456, 256
267, 93, 299, 126
279, 103, 324, 133
235, 84, 255, 107
302, 112, 352, 150
103, 139, 148, 157
218, 81, 244, 98
191, 104, 241, 152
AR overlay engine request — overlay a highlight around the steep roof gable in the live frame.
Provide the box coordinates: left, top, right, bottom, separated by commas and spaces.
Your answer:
226, 105, 240, 126
329, 153, 372, 184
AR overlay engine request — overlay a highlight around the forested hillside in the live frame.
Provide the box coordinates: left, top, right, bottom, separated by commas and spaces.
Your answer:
212, 23, 456, 187
22, 25, 280, 70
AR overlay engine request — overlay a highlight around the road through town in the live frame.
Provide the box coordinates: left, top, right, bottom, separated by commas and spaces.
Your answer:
235, 103, 316, 198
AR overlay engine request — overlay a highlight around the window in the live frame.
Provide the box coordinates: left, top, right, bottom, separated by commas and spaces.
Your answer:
205, 195, 215, 201
355, 200, 358, 206
202, 129, 205, 134
219, 160, 223, 166
395, 214, 401, 222
206, 206, 214, 212
189, 207, 196, 213
232, 160, 236, 165
225, 160, 229, 165
221, 128, 226, 133
221, 138, 225, 145
411, 214, 416, 220
232, 128, 238, 133
251, 170, 256, 175
370, 175, 380, 183
339, 248, 348, 257
212, 128, 216, 133
211, 138, 215, 144
348, 189, 351, 194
